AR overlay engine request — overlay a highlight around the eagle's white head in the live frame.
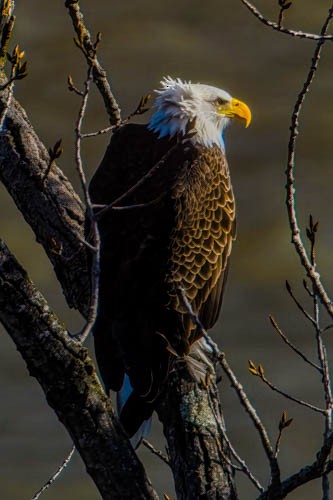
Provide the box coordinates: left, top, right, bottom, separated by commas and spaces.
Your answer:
148, 77, 251, 150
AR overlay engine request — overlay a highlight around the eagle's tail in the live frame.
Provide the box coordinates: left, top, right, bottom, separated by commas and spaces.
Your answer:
117, 374, 153, 449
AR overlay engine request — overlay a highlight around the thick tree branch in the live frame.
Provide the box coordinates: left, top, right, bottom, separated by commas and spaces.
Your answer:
157, 362, 238, 500
0, 95, 90, 316
0, 240, 158, 500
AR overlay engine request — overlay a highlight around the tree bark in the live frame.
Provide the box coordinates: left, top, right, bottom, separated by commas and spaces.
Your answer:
0, 94, 90, 315
0, 240, 158, 500
157, 364, 237, 500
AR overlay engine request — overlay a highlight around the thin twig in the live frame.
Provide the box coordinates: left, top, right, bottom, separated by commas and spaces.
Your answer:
65, 0, 121, 125
218, 422, 264, 492
285, 280, 316, 326
81, 124, 115, 138
94, 144, 179, 221
72, 66, 100, 343
257, 370, 325, 414
142, 439, 170, 467
323, 324, 333, 333
313, 281, 333, 497
286, 4, 333, 319
269, 315, 322, 372
0, 79, 13, 128
0, 51, 17, 128
31, 446, 76, 500
239, 0, 333, 41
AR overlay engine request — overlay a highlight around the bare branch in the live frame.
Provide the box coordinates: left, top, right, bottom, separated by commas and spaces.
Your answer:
274, 411, 293, 459
65, 0, 121, 125
31, 446, 76, 500
239, 0, 333, 41
71, 66, 100, 343
313, 288, 333, 497
248, 361, 325, 414
269, 315, 321, 372
0, 240, 158, 500
285, 280, 316, 326
219, 420, 264, 492
286, 5, 333, 319
259, 433, 333, 498
81, 124, 115, 138
142, 439, 170, 467
94, 144, 179, 220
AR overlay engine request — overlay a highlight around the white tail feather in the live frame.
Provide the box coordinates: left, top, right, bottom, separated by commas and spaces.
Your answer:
117, 374, 152, 448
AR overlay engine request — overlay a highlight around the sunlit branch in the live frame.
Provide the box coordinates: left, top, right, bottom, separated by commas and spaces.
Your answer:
286, 5, 333, 319
31, 446, 76, 500
239, 0, 333, 41
250, 363, 325, 414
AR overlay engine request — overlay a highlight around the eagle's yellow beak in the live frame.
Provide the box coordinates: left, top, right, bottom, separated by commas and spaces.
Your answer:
229, 98, 252, 128
217, 98, 252, 128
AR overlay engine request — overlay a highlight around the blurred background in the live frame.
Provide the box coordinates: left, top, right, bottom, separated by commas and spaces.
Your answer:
0, 0, 332, 498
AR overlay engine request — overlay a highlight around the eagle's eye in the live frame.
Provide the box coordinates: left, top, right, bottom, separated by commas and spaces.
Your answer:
214, 97, 228, 106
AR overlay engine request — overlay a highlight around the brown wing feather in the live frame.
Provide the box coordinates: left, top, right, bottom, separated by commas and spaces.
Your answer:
166, 146, 236, 346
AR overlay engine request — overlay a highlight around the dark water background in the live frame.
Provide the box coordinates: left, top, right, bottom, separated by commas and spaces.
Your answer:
0, 1, 332, 498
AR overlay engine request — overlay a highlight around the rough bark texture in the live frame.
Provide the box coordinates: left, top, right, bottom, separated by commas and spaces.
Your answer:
0, 94, 90, 316
0, 240, 158, 500
158, 364, 237, 500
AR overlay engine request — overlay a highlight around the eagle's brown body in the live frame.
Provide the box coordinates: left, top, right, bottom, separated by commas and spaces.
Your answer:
89, 123, 236, 436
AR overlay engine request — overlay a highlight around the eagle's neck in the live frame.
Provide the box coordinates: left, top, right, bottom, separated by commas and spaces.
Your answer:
148, 104, 227, 151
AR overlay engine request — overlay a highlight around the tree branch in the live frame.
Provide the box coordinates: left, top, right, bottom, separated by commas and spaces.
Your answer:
239, 0, 333, 41
0, 240, 158, 500
0, 96, 90, 316
157, 361, 238, 500
65, 0, 121, 125
286, 5, 333, 319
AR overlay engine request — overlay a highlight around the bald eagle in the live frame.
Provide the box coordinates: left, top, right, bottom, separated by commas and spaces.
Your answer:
89, 77, 251, 444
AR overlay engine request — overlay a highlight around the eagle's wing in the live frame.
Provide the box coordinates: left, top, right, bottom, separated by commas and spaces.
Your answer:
166, 146, 236, 347
88, 124, 189, 397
